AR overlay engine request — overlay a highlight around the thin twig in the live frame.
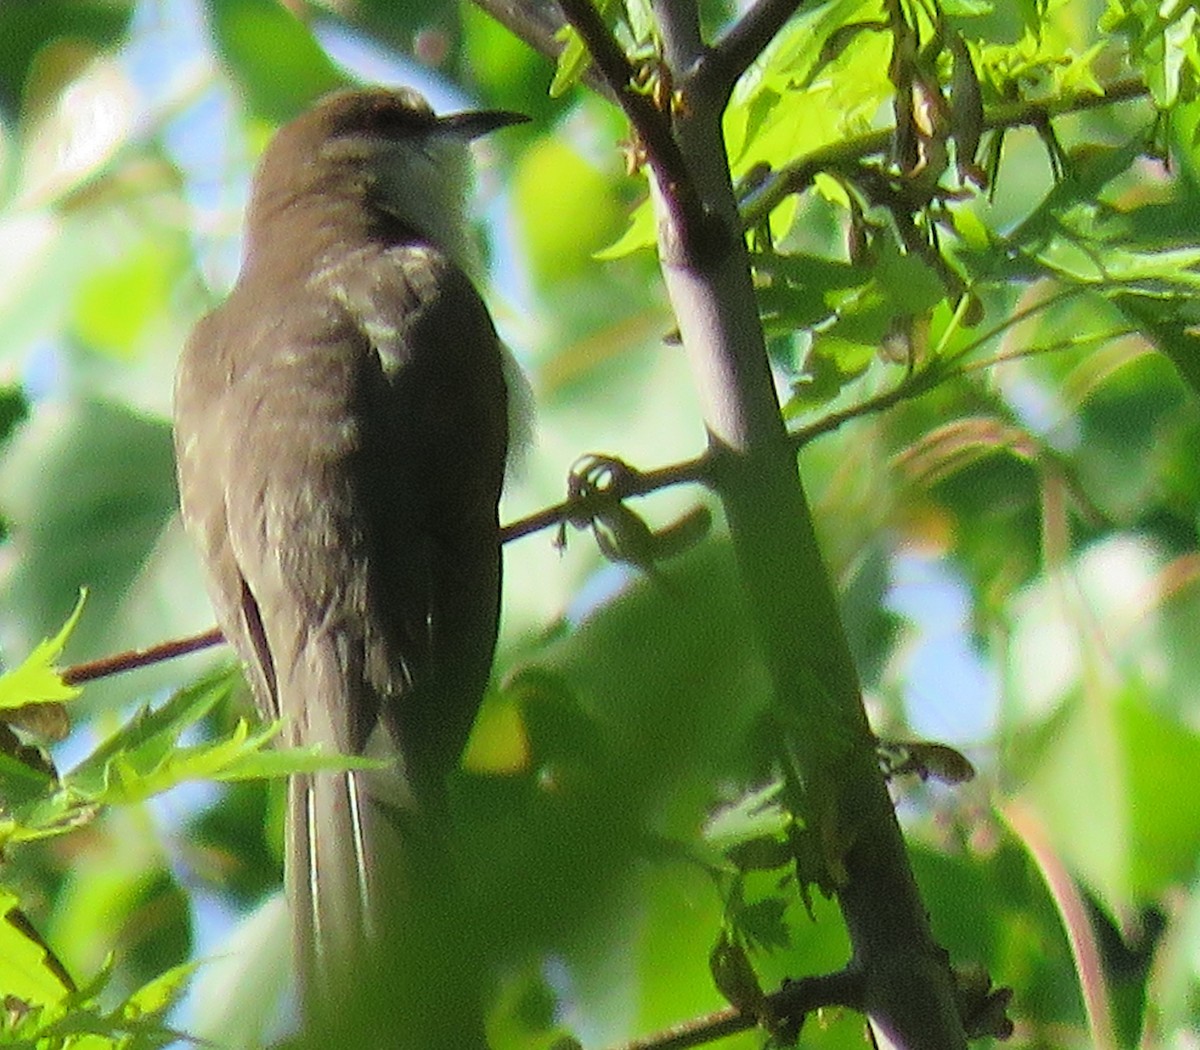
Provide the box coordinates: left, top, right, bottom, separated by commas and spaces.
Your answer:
65, 298, 1108, 688
500, 451, 711, 544
64, 318, 1081, 691
59, 366, 955, 688
600, 968, 862, 1050
62, 628, 225, 685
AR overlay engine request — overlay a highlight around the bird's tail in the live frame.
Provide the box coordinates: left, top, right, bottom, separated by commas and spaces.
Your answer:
287, 758, 486, 1048
287, 766, 379, 988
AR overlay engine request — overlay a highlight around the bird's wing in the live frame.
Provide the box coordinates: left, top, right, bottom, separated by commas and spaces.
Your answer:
174, 242, 507, 1020
322, 242, 510, 798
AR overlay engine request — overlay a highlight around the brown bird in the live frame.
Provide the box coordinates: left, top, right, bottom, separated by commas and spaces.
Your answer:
173, 87, 525, 1039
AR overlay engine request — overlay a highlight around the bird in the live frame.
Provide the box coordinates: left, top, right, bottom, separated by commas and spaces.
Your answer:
173, 87, 526, 1041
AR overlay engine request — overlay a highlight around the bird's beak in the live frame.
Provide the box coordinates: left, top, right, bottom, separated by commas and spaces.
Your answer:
435, 109, 531, 140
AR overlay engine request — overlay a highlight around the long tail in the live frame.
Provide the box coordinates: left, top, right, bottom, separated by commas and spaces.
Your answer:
288, 766, 376, 990
287, 757, 486, 1048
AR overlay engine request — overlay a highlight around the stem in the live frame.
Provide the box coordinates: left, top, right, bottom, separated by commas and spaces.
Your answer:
63, 628, 224, 684
644, 1, 969, 1047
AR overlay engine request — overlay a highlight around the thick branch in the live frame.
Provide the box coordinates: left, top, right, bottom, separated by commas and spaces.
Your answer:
600, 0, 971, 1046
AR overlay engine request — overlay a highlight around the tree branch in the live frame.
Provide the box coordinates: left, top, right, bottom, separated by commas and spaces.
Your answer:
65, 339, 1002, 691
63, 628, 224, 685
693, 0, 802, 106
582, 0, 972, 1045
599, 967, 863, 1050
555, 0, 713, 255
53, 369, 940, 689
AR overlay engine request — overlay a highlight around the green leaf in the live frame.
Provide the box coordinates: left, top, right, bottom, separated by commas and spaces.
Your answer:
0, 590, 86, 710
65, 668, 236, 796
1001, 139, 1144, 255
66, 667, 383, 805
0, 887, 74, 1010
122, 960, 198, 1019
210, 741, 387, 782
550, 24, 591, 99
0, 749, 56, 808
93, 718, 280, 805
1110, 292, 1200, 398
594, 196, 656, 259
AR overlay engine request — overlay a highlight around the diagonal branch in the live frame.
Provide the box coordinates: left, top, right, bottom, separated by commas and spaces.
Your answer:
63, 628, 224, 685
555, 0, 712, 254
468, 0, 566, 59
693, 0, 802, 105
580, 0, 973, 1046
600, 967, 863, 1050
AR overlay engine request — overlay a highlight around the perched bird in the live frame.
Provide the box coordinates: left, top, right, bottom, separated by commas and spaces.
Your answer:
173, 87, 525, 1037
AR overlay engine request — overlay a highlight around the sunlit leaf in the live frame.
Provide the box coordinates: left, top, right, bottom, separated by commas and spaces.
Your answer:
0, 590, 85, 714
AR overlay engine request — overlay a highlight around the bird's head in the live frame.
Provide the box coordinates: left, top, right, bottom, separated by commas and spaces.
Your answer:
245, 87, 527, 267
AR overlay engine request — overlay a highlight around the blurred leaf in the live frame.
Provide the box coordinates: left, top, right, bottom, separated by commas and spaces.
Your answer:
205, 0, 344, 123
1008, 681, 1200, 916
187, 779, 277, 905
513, 139, 625, 286
1119, 697, 1200, 896
0, 387, 29, 454
71, 239, 185, 360
0, 398, 177, 658
0, 0, 133, 117
911, 836, 1080, 1027
1071, 347, 1188, 520
0, 945, 195, 1047
461, 3, 557, 119
181, 894, 289, 1050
